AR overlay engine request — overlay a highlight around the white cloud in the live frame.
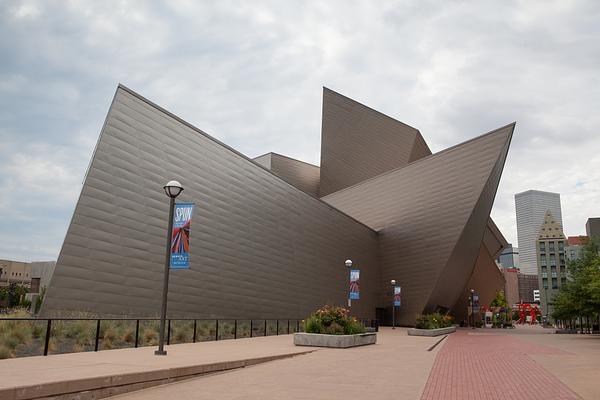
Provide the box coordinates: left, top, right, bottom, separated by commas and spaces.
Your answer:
0, 0, 599, 259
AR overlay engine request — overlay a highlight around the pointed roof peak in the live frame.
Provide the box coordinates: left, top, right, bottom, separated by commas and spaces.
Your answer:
538, 210, 565, 239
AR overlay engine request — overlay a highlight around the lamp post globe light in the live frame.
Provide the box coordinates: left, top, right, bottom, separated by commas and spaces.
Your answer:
345, 259, 352, 308
155, 180, 184, 356
390, 279, 396, 329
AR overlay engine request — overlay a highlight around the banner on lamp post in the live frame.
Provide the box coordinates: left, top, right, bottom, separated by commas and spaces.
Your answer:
349, 269, 360, 300
170, 202, 195, 269
394, 286, 401, 307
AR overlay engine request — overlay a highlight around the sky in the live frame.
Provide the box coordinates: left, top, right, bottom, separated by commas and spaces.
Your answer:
1, 0, 599, 262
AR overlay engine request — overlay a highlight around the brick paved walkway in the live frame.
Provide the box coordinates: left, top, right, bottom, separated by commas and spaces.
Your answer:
421, 331, 580, 400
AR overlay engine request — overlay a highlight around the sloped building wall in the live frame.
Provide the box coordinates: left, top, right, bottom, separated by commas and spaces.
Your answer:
41, 86, 381, 320
322, 124, 514, 326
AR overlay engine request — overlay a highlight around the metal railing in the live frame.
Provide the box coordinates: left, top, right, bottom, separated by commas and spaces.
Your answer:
0, 317, 377, 358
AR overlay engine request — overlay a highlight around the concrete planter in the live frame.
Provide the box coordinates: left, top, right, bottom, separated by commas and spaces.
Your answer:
407, 326, 456, 337
293, 332, 377, 348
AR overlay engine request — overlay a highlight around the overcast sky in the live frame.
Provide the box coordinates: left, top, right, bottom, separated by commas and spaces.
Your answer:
1, 1, 599, 262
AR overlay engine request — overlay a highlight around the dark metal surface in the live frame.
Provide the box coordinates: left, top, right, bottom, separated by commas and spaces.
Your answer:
323, 123, 514, 326
40, 84, 514, 326
41, 86, 381, 321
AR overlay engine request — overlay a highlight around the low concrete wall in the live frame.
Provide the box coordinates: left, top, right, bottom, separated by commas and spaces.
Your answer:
407, 326, 456, 337
293, 332, 377, 348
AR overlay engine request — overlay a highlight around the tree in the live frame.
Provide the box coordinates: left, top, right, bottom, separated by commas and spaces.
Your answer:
552, 237, 600, 324
490, 291, 508, 308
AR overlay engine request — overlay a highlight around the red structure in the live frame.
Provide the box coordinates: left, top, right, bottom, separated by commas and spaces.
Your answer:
516, 302, 540, 325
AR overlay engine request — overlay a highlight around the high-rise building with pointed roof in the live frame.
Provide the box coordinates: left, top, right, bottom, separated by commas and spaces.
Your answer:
40, 85, 514, 326
515, 190, 563, 275
536, 210, 567, 318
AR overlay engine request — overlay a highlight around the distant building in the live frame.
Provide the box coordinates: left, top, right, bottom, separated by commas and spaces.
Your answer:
502, 268, 520, 306
536, 211, 567, 318
515, 190, 563, 275
586, 218, 600, 238
0, 259, 32, 287
518, 273, 539, 303
0, 259, 56, 302
566, 236, 589, 262
498, 245, 519, 268
502, 267, 539, 305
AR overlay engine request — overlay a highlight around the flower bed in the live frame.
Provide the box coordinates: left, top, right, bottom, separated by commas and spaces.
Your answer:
294, 305, 376, 348
407, 313, 456, 337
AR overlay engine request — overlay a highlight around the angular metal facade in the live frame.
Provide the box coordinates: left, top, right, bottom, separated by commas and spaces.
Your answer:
42, 85, 513, 325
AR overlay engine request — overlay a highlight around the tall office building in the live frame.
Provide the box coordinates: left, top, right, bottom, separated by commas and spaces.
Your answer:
497, 244, 519, 269
515, 190, 562, 275
536, 211, 567, 318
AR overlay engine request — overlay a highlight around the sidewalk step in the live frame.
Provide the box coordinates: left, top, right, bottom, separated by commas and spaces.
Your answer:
2, 351, 316, 400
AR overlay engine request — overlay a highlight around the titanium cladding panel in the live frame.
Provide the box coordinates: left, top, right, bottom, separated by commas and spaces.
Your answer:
41, 86, 381, 319
42, 84, 514, 326
323, 124, 513, 326
319, 88, 431, 196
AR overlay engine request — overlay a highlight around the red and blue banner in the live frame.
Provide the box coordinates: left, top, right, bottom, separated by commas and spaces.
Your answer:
349, 269, 360, 300
170, 202, 195, 269
394, 286, 401, 307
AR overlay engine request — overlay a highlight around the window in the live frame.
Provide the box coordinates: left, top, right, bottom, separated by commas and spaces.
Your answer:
549, 242, 555, 252
560, 266, 566, 274
558, 241, 564, 251
559, 254, 565, 264
543, 278, 548, 289
541, 266, 547, 273
540, 254, 546, 265
552, 278, 558, 289
540, 242, 546, 251
561, 277, 567, 286
550, 254, 556, 266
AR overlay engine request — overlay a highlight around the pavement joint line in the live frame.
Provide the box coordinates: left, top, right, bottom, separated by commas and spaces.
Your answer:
426, 334, 448, 352
3, 349, 318, 400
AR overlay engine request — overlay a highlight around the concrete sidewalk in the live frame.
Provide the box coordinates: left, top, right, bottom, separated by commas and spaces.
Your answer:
109, 328, 441, 400
0, 334, 317, 400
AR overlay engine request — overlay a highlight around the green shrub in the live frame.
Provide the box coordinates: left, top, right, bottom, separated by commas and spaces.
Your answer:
0, 345, 12, 359
303, 305, 365, 335
415, 313, 454, 329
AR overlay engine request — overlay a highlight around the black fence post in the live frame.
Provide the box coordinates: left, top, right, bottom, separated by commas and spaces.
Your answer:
167, 319, 171, 345
94, 319, 100, 351
43, 319, 52, 356
276, 320, 279, 335
264, 320, 267, 336
193, 320, 197, 343
134, 319, 140, 348
287, 320, 290, 334
297, 320, 300, 332
250, 320, 253, 338
234, 320, 237, 339
215, 319, 219, 341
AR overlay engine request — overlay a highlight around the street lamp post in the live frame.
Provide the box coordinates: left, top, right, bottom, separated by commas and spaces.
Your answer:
345, 259, 352, 308
155, 180, 184, 356
470, 289, 475, 330
390, 279, 396, 329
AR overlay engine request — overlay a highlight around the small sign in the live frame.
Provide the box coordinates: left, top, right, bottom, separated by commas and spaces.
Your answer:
349, 269, 360, 300
472, 292, 480, 314
394, 286, 401, 307
170, 202, 195, 269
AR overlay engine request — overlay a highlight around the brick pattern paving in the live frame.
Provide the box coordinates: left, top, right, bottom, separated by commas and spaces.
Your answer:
421, 331, 580, 400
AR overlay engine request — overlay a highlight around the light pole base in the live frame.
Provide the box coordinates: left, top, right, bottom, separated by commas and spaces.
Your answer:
154, 350, 167, 356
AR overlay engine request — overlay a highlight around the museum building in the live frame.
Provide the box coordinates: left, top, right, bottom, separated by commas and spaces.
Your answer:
41, 85, 513, 326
